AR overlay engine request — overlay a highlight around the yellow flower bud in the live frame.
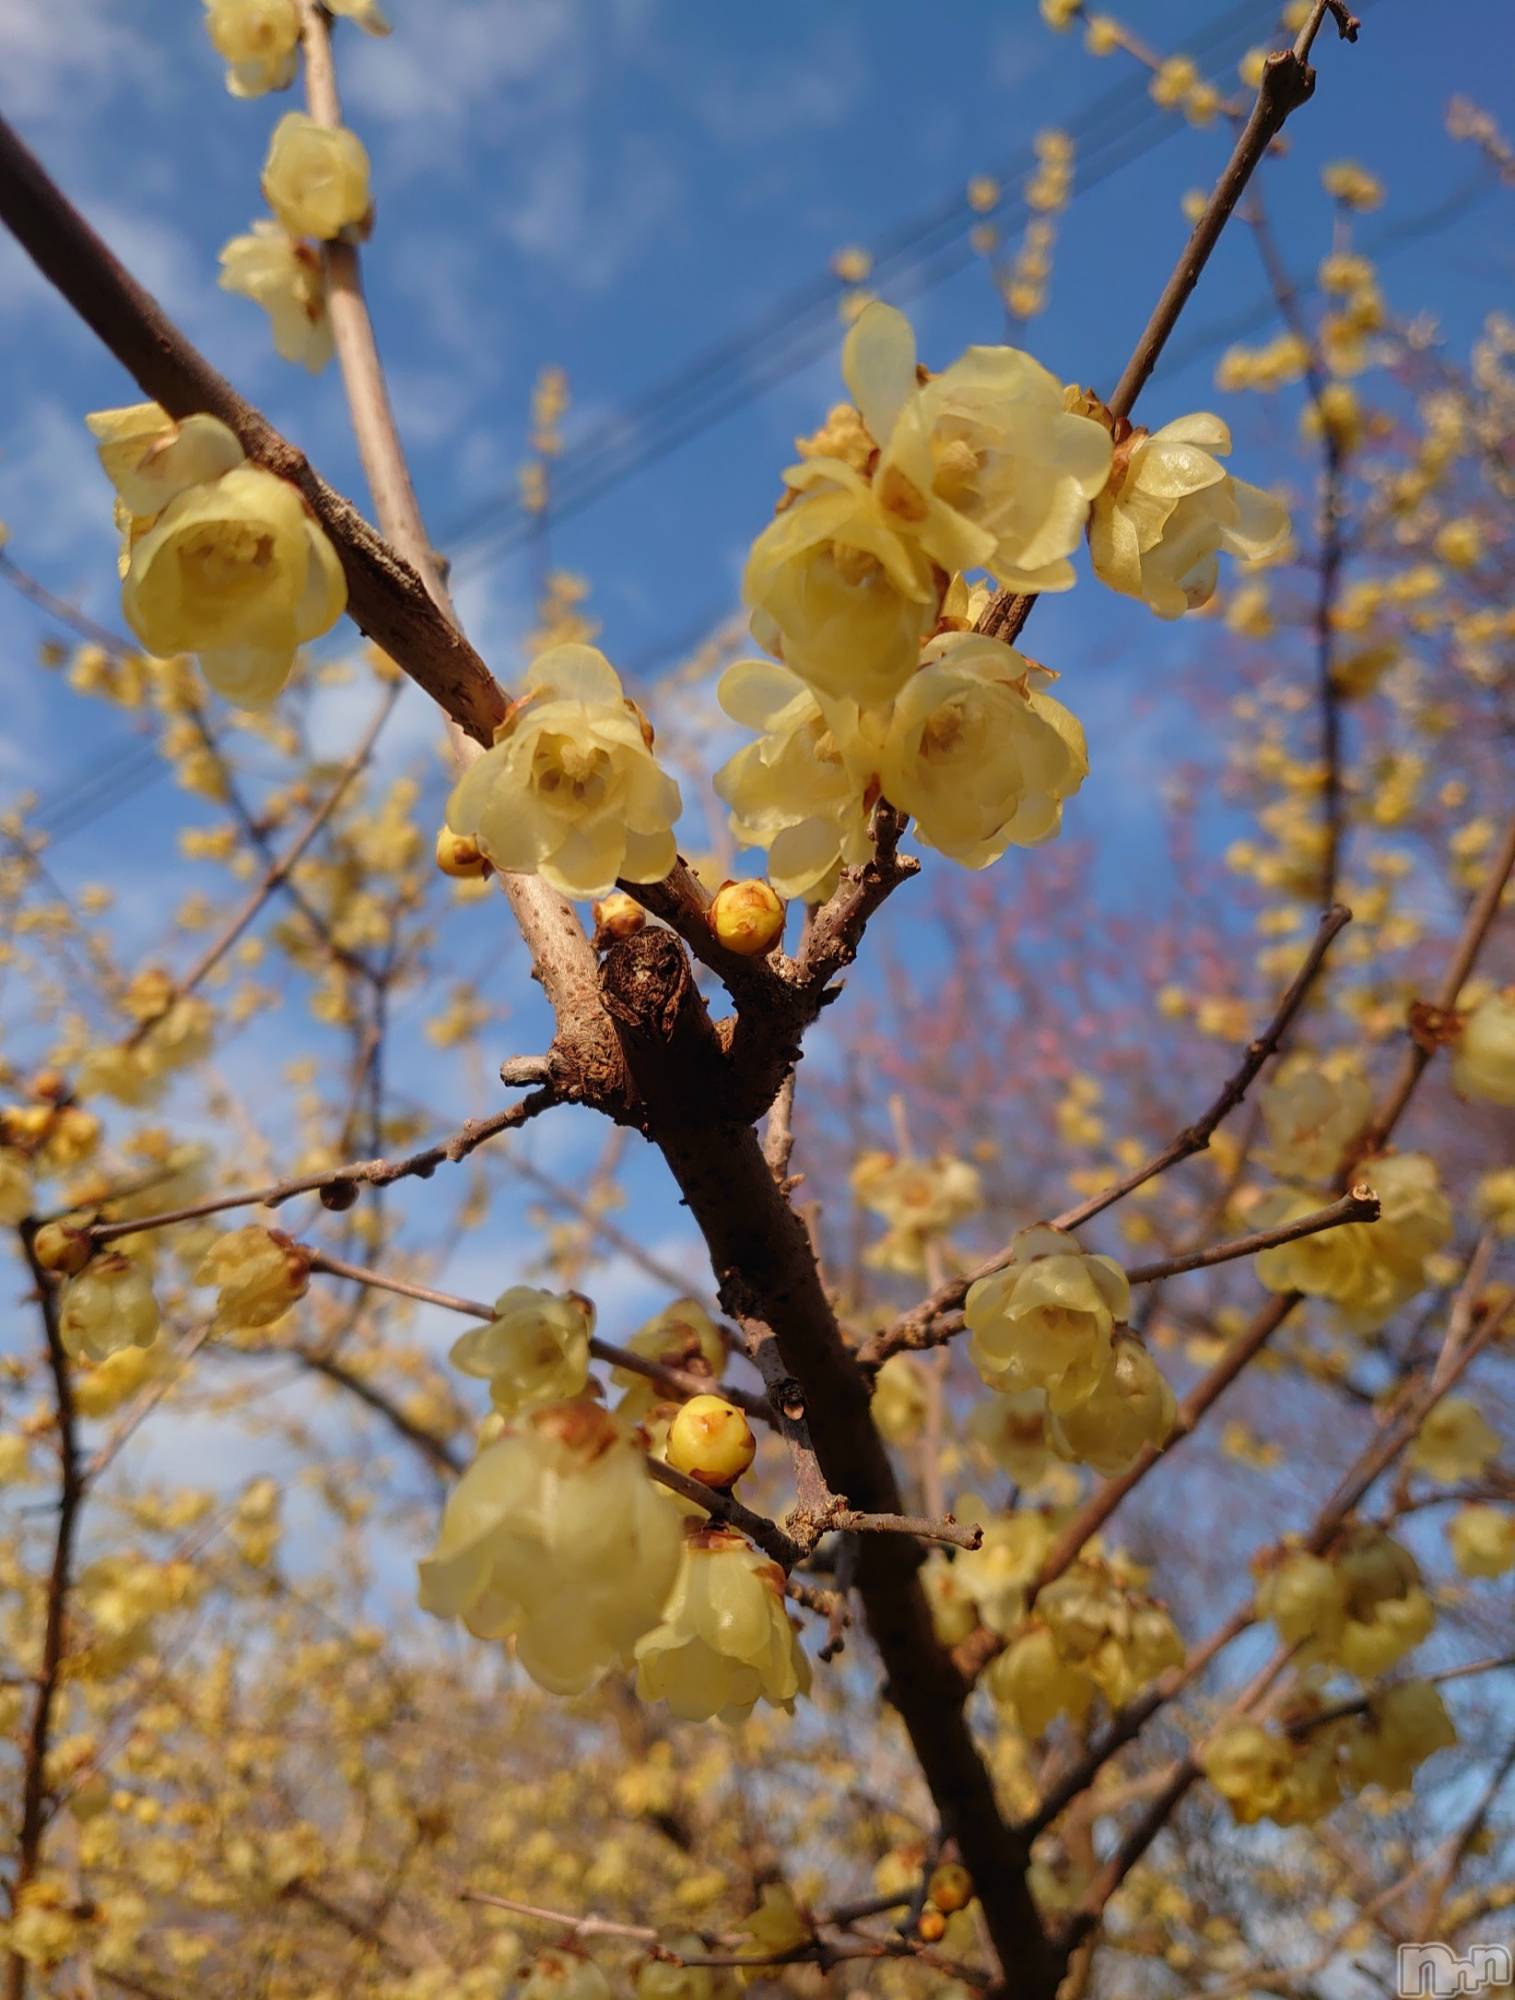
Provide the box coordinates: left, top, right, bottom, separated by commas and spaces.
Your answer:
434, 825, 491, 879
202, 0, 300, 97
591, 890, 646, 943
32, 1219, 94, 1277
927, 1862, 973, 1913
709, 879, 785, 956
916, 1908, 947, 1943
665, 1395, 756, 1489
261, 112, 372, 242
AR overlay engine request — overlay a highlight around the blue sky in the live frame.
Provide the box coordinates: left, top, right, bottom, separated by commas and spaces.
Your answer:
0, 0, 1510, 1294
2, 0, 1509, 809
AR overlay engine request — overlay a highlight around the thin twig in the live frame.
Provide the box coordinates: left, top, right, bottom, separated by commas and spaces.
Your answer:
1125, 1185, 1378, 1286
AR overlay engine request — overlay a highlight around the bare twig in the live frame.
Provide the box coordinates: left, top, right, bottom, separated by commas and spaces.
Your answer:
1125, 1185, 1379, 1286
89, 1092, 557, 1244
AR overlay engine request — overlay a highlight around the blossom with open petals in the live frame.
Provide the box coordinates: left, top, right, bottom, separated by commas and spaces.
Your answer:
965, 1225, 1128, 1412
1089, 413, 1289, 617
219, 223, 331, 373
877, 632, 1087, 866
446, 645, 681, 900
448, 1286, 593, 1418
635, 1528, 810, 1723
713, 659, 872, 902
844, 301, 1112, 592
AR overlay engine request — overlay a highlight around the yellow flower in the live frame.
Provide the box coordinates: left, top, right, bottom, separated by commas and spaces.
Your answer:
1321, 159, 1385, 210
1449, 1503, 1515, 1578
1452, 989, 1515, 1106
846, 302, 1112, 592
966, 1387, 1052, 1485
1047, 1330, 1176, 1474
202, 0, 300, 97
197, 1225, 311, 1332
418, 1401, 682, 1695
1258, 1054, 1371, 1182
1344, 1680, 1455, 1792
261, 112, 372, 242
634, 1528, 810, 1723
1090, 414, 1289, 617
60, 1254, 160, 1364
86, 402, 246, 520
1200, 1720, 1293, 1825
965, 1224, 1128, 1411
743, 457, 938, 705
870, 1353, 929, 1443
1407, 1397, 1500, 1484
709, 879, 785, 956
878, 632, 1087, 866
448, 1286, 592, 1417
446, 645, 681, 900
852, 1147, 981, 1275
219, 223, 332, 373
1473, 1166, 1515, 1239
611, 1298, 725, 1421
119, 464, 346, 707
712, 659, 872, 903
0, 1147, 32, 1225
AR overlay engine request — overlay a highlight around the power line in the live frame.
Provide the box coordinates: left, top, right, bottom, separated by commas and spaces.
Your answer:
442, 0, 1269, 571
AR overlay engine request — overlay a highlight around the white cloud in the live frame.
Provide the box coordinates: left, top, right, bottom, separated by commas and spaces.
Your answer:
0, 0, 155, 125
494, 130, 682, 293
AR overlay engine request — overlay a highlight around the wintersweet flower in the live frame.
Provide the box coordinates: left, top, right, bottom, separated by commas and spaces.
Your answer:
844, 302, 1112, 591
1451, 989, 1515, 1106
445, 645, 681, 899
518, 1952, 612, 2000
852, 1148, 982, 1276
1344, 1682, 1455, 1793
219, 223, 332, 373
743, 459, 940, 705
1407, 1396, 1499, 1484
712, 658, 872, 903
634, 1527, 810, 1723
118, 463, 347, 707
261, 112, 372, 242
611, 1297, 725, 1421
1047, 1331, 1176, 1474
1258, 1054, 1371, 1183
1449, 1503, 1515, 1578
1089, 413, 1289, 617
447, 1286, 593, 1418
197, 1225, 311, 1332
965, 1224, 1128, 1411
202, 0, 300, 97
418, 1401, 682, 1695
60, 1254, 160, 1364
0, 1148, 31, 1226
877, 632, 1087, 867
86, 402, 246, 520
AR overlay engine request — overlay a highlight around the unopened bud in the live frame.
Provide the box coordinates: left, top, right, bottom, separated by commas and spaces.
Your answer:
33, 1219, 94, 1277
916, 1908, 947, 1944
665, 1394, 756, 1489
435, 826, 491, 880
927, 1862, 973, 1913
710, 879, 785, 957
592, 891, 646, 947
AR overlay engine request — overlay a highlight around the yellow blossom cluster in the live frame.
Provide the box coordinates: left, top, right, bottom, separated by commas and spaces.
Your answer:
1201, 1679, 1455, 1827
1255, 1525, 1435, 1679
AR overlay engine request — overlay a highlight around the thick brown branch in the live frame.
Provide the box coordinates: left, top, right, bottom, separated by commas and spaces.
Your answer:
0, 114, 506, 745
